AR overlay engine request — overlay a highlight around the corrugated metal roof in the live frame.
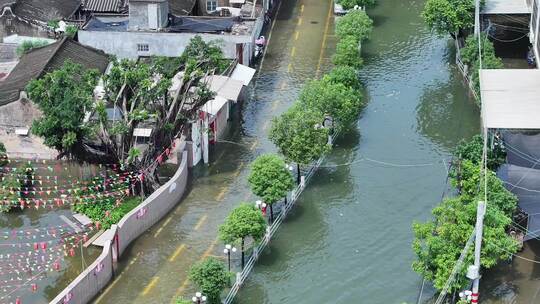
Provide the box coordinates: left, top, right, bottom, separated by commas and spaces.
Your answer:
481, 0, 530, 14
84, 0, 123, 12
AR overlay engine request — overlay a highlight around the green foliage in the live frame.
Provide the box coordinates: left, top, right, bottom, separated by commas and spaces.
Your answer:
219, 203, 267, 245
0, 175, 20, 213
248, 154, 294, 205
460, 35, 503, 97
422, 0, 475, 36
332, 36, 363, 69
188, 257, 229, 304
16, 40, 50, 56
179, 36, 229, 75
454, 135, 506, 170
324, 66, 361, 90
412, 197, 518, 291
175, 298, 192, 304
412, 135, 518, 292
299, 77, 364, 127
65, 25, 78, 38
27, 60, 100, 154
0, 142, 6, 167
337, 0, 375, 10
335, 9, 373, 42
47, 20, 60, 29
269, 105, 330, 165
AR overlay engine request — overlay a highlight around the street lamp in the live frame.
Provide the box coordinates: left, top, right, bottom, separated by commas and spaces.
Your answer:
192, 292, 207, 304
223, 244, 237, 272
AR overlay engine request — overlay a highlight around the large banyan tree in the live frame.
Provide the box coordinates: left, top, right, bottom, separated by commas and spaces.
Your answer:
27, 36, 230, 191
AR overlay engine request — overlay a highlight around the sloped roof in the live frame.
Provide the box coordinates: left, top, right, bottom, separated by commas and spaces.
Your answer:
12, 0, 81, 23
0, 38, 110, 106
169, 0, 196, 15
83, 0, 125, 12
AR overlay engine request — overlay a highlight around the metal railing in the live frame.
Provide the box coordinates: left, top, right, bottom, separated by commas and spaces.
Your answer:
455, 39, 480, 102
222, 132, 338, 304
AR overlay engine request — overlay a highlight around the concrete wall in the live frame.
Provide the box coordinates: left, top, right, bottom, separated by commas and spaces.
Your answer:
0, 98, 40, 127
116, 150, 189, 255
50, 150, 189, 303
128, 0, 169, 30
50, 231, 115, 304
79, 30, 252, 59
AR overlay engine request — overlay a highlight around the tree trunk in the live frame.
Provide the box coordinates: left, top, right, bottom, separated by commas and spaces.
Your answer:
269, 204, 274, 223
241, 238, 245, 270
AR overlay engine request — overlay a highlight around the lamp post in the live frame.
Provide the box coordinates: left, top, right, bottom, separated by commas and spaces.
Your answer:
192, 292, 207, 304
223, 244, 237, 272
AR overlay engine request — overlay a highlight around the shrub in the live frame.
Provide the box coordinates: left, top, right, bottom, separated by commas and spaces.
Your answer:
335, 9, 373, 42
189, 257, 229, 304
332, 36, 363, 68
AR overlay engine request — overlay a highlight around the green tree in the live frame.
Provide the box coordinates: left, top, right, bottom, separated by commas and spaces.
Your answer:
324, 66, 361, 90
337, 0, 375, 10
332, 36, 363, 69
16, 40, 50, 56
269, 105, 330, 183
27, 60, 100, 154
175, 298, 192, 304
453, 135, 506, 170
219, 203, 267, 268
188, 257, 229, 304
248, 154, 294, 222
299, 77, 364, 128
65, 25, 78, 39
179, 36, 229, 75
335, 9, 373, 42
422, 0, 475, 37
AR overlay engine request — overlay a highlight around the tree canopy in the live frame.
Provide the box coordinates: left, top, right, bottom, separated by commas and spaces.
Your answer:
248, 154, 294, 205
269, 105, 330, 166
412, 136, 518, 292
422, 0, 475, 36
219, 203, 267, 245
188, 257, 229, 304
335, 9, 373, 42
299, 77, 364, 127
324, 66, 361, 90
332, 35, 363, 69
27, 36, 227, 191
27, 60, 100, 153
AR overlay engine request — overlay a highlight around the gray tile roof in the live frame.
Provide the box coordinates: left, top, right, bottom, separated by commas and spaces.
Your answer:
169, 0, 196, 15
0, 38, 110, 106
12, 0, 81, 23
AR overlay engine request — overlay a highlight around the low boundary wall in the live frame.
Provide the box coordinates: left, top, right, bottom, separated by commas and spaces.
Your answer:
50, 150, 189, 304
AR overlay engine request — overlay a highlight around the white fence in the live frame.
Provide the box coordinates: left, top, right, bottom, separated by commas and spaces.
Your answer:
222, 133, 338, 304
50, 150, 189, 304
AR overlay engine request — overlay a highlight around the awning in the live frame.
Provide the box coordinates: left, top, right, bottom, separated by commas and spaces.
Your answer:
204, 75, 244, 102
230, 64, 256, 86
481, 0, 530, 14
202, 96, 229, 116
133, 128, 152, 137
480, 69, 540, 129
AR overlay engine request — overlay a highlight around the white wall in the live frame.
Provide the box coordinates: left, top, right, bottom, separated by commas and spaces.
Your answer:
79, 30, 253, 59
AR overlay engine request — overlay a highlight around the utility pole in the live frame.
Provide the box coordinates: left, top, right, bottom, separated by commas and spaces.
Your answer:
468, 201, 486, 304
474, 0, 480, 37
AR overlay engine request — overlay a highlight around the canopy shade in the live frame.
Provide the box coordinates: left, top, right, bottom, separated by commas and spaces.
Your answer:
480, 69, 540, 129
481, 0, 530, 14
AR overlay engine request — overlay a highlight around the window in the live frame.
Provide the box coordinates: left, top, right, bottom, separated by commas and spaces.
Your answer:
206, 0, 217, 12
137, 43, 149, 52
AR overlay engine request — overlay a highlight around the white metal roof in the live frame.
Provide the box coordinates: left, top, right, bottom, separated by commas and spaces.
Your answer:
481, 0, 529, 14
202, 96, 229, 116
480, 69, 540, 129
204, 75, 244, 101
15, 128, 29, 136
230, 64, 256, 86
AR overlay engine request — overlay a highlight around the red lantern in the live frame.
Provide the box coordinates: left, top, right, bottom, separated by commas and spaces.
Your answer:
31, 283, 37, 292
53, 262, 60, 271
41, 242, 47, 250
15, 298, 21, 304
95, 222, 101, 230
69, 248, 75, 257
33, 243, 39, 251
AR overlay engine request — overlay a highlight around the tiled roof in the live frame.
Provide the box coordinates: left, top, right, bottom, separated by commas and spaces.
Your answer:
84, 0, 125, 12
12, 0, 81, 23
0, 38, 110, 106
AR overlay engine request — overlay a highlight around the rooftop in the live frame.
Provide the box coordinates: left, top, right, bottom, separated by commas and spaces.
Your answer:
11, 0, 81, 23
480, 69, 540, 129
481, 0, 530, 14
0, 37, 110, 106
84, 15, 256, 35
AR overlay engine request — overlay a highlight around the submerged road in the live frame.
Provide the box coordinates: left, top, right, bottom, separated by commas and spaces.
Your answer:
91, 0, 335, 302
